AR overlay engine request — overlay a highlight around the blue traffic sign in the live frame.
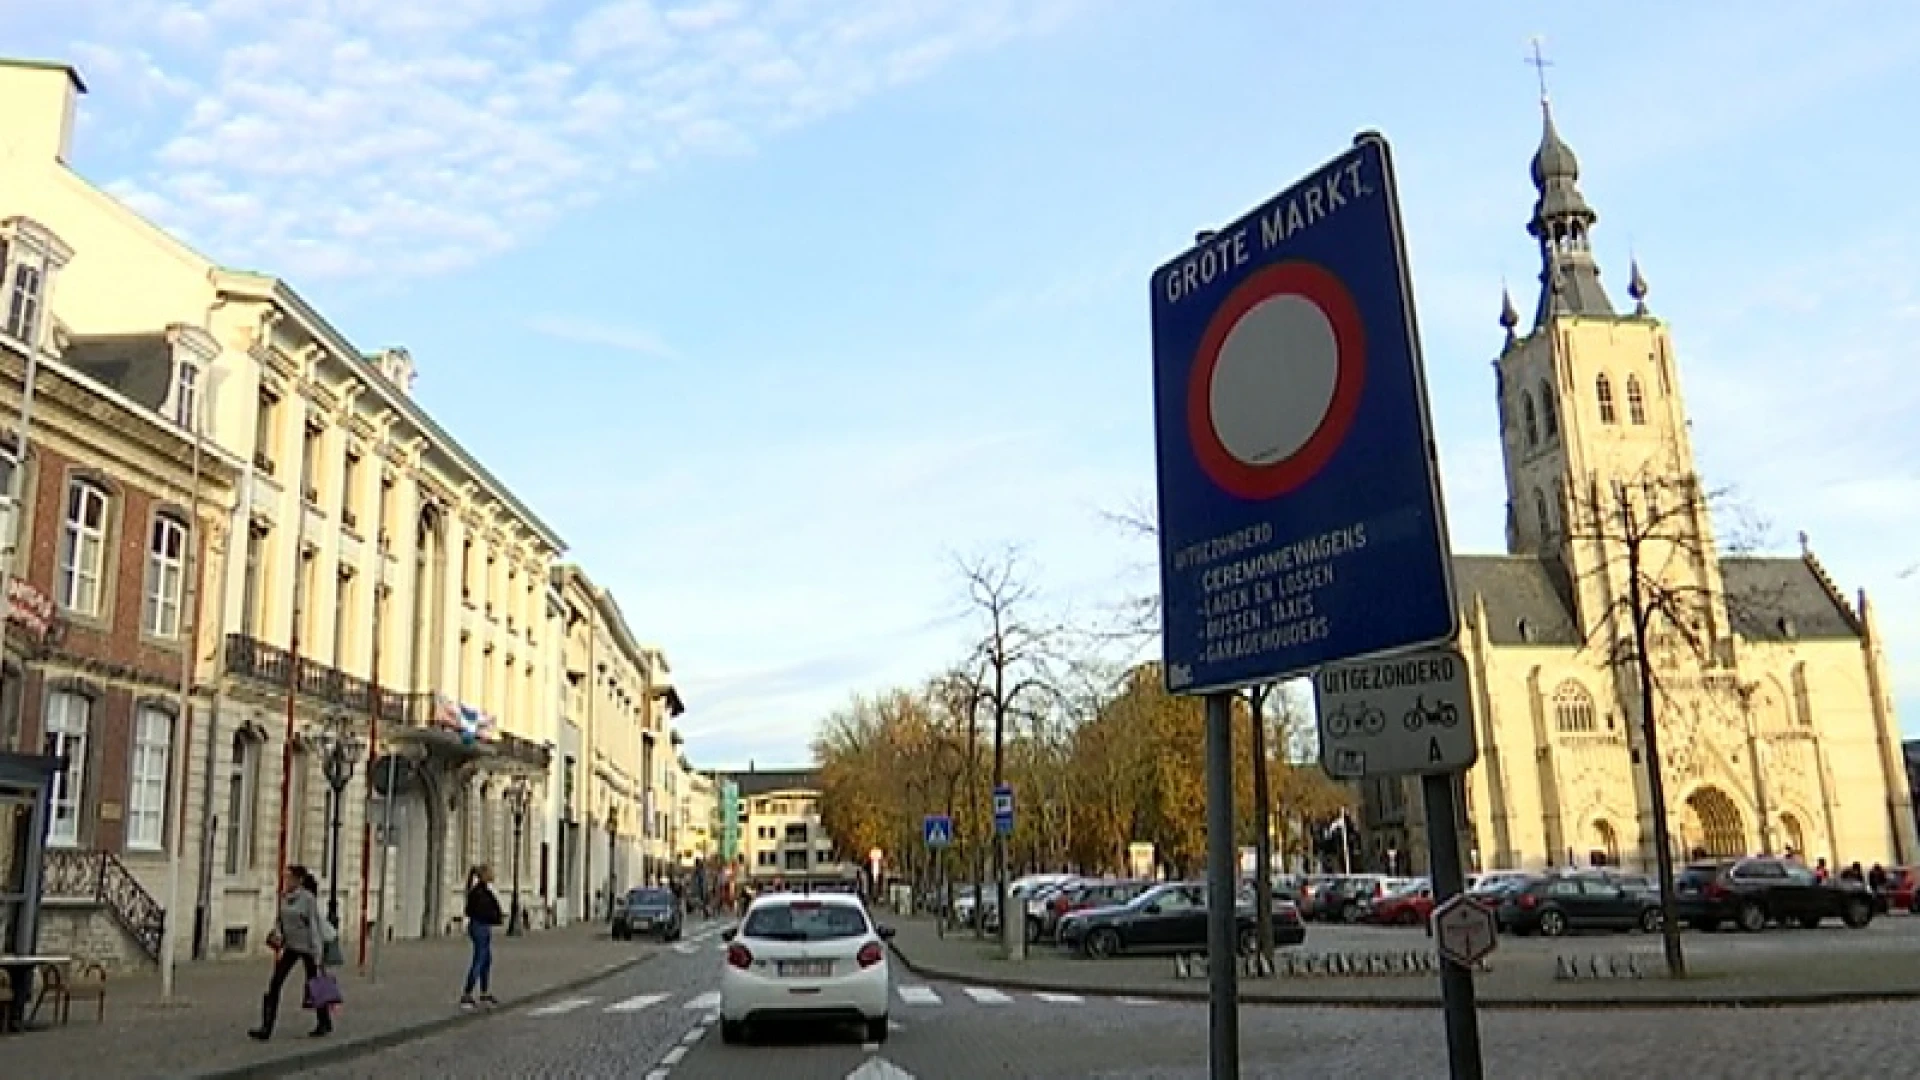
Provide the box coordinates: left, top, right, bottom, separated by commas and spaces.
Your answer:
992, 785, 1014, 837
923, 814, 954, 849
1149, 133, 1456, 695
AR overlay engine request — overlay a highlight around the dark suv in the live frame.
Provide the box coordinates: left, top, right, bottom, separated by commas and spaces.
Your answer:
1673, 857, 1874, 932
613, 886, 684, 941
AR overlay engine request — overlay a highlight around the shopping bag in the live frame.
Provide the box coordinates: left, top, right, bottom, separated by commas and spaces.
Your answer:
304, 970, 344, 1010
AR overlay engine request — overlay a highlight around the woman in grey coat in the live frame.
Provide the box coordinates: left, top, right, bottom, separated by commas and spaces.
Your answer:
249, 865, 334, 1039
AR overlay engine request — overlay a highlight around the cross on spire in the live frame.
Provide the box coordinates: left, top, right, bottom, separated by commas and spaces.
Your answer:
1526, 35, 1553, 103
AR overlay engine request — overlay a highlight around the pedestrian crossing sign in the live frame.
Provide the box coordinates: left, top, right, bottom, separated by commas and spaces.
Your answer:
923, 814, 954, 849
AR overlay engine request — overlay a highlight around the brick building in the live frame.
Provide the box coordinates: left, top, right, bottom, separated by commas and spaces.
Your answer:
0, 213, 240, 966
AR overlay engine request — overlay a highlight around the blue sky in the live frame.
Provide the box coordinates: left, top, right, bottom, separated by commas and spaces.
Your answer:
14, 1, 1920, 767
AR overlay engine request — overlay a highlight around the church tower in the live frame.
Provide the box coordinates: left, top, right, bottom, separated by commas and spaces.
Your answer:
1491, 94, 1732, 651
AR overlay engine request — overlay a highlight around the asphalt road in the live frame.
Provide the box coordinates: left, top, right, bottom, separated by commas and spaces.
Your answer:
1302, 909, 1920, 958
294, 917, 1920, 1079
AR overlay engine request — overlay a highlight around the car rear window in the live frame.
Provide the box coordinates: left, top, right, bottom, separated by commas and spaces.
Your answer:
744, 901, 870, 941
629, 889, 672, 906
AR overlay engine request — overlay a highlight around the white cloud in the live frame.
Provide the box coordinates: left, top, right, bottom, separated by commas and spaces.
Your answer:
58, 0, 1086, 280
526, 314, 680, 360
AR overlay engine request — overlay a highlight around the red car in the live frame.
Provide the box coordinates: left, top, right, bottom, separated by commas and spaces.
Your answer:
1367, 882, 1435, 926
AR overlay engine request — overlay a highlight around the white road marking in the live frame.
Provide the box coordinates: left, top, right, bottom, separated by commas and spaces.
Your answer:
1033, 992, 1082, 1004
528, 997, 595, 1016
683, 990, 721, 1011
847, 1057, 918, 1079
608, 993, 668, 1013
681, 1025, 705, 1043
1117, 997, 1155, 1006
662, 1046, 688, 1066
644, 1071, 668, 1080
962, 987, 1012, 1004
861, 1042, 878, 1052
672, 942, 697, 955
896, 986, 941, 1005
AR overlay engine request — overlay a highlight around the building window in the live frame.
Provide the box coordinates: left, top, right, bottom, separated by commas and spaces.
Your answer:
462, 539, 474, 599
301, 422, 323, 504
1539, 384, 1559, 438
241, 522, 267, 636
144, 514, 189, 638
1534, 488, 1552, 540
377, 474, 393, 545
5, 259, 42, 342
254, 390, 279, 473
1553, 681, 1598, 734
1626, 375, 1648, 425
128, 706, 173, 851
44, 690, 91, 847
1521, 392, 1539, 447
172, 361, 201, 430
226, 730, 259, 874
341, 450, 362, 529
58, 479, 110, 616
1596, 374, 1617, 425
333, 568, 354, 667
0, 445, 19, 560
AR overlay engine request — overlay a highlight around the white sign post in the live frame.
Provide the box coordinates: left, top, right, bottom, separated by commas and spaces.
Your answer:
1313, 645, 1477, 780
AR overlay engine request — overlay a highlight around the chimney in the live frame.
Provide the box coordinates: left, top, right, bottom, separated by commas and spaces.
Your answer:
0, 58, 87, 164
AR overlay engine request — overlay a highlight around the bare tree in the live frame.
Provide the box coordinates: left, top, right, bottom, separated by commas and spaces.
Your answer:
1560, 462, 1779, 979
957, 548, 1057, 958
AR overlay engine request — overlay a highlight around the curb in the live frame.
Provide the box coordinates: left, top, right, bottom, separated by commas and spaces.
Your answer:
188, 950, 659, 1079
886, 943, 1920, 1012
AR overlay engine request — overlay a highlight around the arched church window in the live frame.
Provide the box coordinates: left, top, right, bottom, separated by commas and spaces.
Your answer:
1596, 374, 1618, 424
1538, 384, 1559, 439
1626, 375, 1647, 425
1553, 681, 1597, 734
1521, 392, 1539, 447
1534, 488, 1552, 540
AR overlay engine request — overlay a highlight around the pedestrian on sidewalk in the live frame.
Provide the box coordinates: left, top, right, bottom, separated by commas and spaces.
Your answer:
461, 864, 504, 1010
249, 865, 335, 1041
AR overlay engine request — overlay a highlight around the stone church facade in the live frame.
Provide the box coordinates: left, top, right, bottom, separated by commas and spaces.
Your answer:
1362, 101, 1918, 875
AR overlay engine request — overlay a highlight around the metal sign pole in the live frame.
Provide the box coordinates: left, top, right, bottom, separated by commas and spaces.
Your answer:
1204, 691, 1240, 1080
1421, 773, 1484, 1080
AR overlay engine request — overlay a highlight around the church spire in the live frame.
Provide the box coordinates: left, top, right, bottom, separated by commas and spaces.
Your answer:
1523, 42, 1613, 329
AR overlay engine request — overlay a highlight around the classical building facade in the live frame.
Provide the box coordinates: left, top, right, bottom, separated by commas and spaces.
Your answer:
676, 764, 716, 869
555, 565, 684, 919
0, 214, 241, 967
0, 58, 579, 955
1363, 101, 1918, 875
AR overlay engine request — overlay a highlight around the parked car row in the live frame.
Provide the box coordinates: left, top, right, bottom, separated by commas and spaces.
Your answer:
1055, 879, 1308, 959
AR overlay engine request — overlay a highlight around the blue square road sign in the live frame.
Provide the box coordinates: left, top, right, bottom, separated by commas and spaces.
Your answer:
923, 814, 954, 849
1149, 132, 1457, 694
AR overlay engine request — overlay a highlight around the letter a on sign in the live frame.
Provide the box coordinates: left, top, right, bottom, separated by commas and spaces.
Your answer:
1428, 737, 1443, 764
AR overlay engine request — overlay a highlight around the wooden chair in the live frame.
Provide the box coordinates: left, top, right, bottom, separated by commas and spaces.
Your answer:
35, 961, 107, 1025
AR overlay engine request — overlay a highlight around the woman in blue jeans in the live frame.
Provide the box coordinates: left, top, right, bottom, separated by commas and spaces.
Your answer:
461, 864, 504, 1009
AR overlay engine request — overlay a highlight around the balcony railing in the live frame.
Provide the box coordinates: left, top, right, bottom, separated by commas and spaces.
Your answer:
222, 634, 546, 769
225, 633, 429, 722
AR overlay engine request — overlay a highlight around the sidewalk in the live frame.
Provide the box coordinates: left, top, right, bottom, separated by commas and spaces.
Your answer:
887, 917, 1920, 1008
0, 920, 658, 1079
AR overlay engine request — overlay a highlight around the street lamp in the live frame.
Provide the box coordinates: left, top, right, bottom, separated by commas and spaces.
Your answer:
504, 778, 531, 937
312, 713, 364, 929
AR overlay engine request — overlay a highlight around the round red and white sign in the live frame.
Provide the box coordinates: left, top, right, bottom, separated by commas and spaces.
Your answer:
1186, 262, 1367, 500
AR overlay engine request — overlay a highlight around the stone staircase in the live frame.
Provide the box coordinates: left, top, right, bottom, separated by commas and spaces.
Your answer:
41, 849, 166, 963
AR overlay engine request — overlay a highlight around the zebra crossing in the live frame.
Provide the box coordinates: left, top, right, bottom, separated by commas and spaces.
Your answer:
519, 983, 1137, 1020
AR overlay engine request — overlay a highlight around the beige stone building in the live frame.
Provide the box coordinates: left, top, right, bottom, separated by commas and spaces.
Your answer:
1364, 102, 1918, 875
0, 57, 573, 956
554, 566, 684, 919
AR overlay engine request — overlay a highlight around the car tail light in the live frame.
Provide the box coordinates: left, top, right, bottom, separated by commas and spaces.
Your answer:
1517, 893, 1538, 910
726, 944, 752, 970
1705, 882, 1730, 901
857, 941, 884, 968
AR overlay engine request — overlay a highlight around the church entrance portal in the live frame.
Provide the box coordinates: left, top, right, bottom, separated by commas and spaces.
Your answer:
1682, 787, 1746, 858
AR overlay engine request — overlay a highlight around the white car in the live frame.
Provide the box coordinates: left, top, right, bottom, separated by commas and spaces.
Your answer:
719, 891, 894, 1045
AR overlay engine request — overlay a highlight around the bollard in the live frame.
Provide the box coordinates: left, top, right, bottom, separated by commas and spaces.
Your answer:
1554, 955, 1574, 980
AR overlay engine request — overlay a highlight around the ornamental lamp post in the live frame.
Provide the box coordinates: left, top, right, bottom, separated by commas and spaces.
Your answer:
314, 713, 364, 929
505, 778, 531, 936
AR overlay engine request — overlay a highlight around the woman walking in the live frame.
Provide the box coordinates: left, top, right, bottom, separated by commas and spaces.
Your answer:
249, 865, 334, 1040
461, 864, 504, 1010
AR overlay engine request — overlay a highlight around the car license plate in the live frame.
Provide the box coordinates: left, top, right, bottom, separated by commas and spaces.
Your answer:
635, 918, 651, 928
777, 960, 831, 978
